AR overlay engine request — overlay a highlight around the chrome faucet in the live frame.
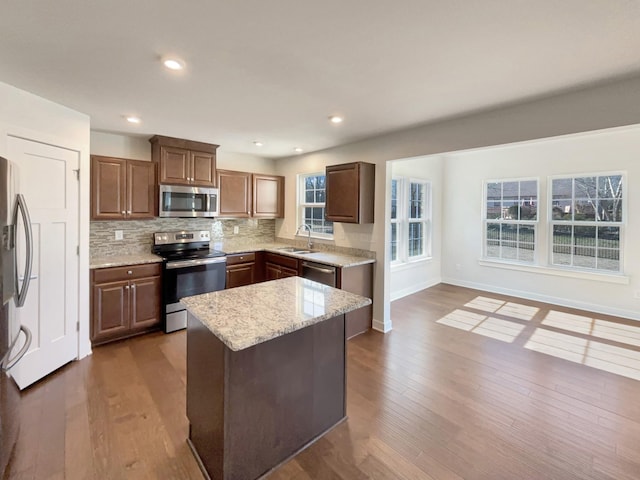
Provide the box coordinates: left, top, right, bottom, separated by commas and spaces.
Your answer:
296, 224, 313, 250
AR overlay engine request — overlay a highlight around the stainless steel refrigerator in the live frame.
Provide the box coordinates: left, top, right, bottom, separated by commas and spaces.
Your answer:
0, 155, 33, 477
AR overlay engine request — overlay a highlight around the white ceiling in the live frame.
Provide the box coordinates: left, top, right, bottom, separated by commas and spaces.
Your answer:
1, 1, 640, 158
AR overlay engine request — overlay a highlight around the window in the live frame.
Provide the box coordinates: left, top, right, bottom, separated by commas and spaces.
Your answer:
550, 174, 623, 272
484, 179, 538, 263
298, 173, 333, 237
391, 178, 431, 263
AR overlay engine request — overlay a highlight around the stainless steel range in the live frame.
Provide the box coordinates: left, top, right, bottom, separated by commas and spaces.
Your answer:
153, 230, 226, 333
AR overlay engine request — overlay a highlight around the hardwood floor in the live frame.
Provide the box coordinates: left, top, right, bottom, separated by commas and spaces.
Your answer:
7, 283, 640, 479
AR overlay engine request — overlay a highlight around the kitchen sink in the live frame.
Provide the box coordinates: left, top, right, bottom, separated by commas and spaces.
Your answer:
277, 247, 313, 254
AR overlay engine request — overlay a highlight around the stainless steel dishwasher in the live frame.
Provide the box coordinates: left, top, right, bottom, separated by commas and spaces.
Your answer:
301, 261, 337, 287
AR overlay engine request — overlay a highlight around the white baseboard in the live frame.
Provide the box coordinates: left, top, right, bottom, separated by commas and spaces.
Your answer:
441, 276, 640, 322
372, 318, 392, 333
390, 278, 442, 302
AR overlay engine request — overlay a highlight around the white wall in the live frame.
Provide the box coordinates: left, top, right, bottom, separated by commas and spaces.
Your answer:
390, 155, 443, 300
441, 125, 640, 320
274, 74, 640, 332
0, 81, 92, 358
90, 131, 277, 173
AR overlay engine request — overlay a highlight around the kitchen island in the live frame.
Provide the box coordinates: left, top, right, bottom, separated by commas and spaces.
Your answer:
181, 276, 371, 480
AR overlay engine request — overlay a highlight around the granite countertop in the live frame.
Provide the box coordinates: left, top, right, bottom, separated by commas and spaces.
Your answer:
90, 242, 374, 269
216, 242, 375, 268
181, 276, 372, 351
90, 253, 163, 269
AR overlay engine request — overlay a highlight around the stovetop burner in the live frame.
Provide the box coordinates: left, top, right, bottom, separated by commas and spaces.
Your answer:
160, 248, 226, 262
152, 230, 225, 261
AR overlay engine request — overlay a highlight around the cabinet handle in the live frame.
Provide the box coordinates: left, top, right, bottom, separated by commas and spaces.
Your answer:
127, 270, 132, 275
131, 284, 136, 290
125, 285, 130, 290
121, 210, 126, 215
127, 210, 132, 215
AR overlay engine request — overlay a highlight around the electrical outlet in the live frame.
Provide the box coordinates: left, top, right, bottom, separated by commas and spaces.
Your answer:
115, 230, 123, 241
233, 226, 239, 235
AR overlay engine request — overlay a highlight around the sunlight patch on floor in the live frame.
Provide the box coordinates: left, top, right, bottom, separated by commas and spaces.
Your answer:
542, 310, 640, 348
464, 296, 539, 321
464, 296, 505, 313
436, 310, 524, 343
496, 302, 539, 321
524, 329, 640, 381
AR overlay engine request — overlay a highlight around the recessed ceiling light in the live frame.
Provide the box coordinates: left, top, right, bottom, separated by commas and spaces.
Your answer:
162, 57, 185, 71
294, 147, 304, 153
126, 116, 141, 124
253, 141, 264, 147
329, 115, 344, 124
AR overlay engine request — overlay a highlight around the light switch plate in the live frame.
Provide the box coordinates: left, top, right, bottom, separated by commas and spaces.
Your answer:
233, 226, 239, 234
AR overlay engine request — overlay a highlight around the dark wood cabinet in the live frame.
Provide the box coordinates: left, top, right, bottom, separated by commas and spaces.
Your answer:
150, 135, 218, 187
325, 162, 375, 223
253, 174, 284, 218
337, 263, 374, 339
217, 170, 252, 217
218, 170, 284, 218
264, 252, 299, 280
226, 252, 257, 288
91, 155, 155, 220
91, 263, 162, 345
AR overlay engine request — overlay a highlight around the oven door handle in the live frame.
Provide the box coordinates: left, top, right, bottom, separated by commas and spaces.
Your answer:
165, 257, 227, 269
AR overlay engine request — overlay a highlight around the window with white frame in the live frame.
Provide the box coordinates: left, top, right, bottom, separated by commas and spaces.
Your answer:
550, 173, 623, 272
298, 173, 333, 237
391, 178, 431, 263
484, 179, 538, 263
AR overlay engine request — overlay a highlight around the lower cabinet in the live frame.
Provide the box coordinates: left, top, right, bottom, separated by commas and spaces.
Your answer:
226, 252, 257, 288
264, 253, 299, 280
91, 263, 162, 345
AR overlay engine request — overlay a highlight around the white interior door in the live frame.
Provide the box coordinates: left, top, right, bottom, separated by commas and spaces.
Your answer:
7, 136, 79, 389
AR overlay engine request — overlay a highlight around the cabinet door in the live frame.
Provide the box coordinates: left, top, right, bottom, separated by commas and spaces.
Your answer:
226, 263, 255, 288
159, 146, 191, 185
280, 266, 298, 278
217, 170, 251, 217
92, 280, 129, 343
191, 150, 216, 187
325, 163, 360, 223
265, 262, 281, 281
130, 275, 161, 331
325, 162, 375, 223
91, 156, 126, 220
253, 174, 284, 218
127, 160, 156, 218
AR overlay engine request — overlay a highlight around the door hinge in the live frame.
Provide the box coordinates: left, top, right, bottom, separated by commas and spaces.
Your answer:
73, 169, 80, 180
76, 245, 80, 255
76, 321, 80, 332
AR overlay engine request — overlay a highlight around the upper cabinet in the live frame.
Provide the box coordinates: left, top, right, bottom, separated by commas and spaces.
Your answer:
217, 170, 284, 219
149, 135, 218, 187
253, 174, 284, 218
325, 162, 375, 224
91, 155, 156, 220
217, 170, 252, 218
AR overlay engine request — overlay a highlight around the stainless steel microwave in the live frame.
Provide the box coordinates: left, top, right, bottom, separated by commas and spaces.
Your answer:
159, 185, 219, 218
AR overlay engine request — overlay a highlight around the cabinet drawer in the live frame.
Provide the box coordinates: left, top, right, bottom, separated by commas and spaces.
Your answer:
264, 253, 298, 270
226, 252, 256, 265
93, 263, 161, 283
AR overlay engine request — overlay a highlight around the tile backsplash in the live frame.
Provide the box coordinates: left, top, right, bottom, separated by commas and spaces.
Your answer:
90, 218, 276, 257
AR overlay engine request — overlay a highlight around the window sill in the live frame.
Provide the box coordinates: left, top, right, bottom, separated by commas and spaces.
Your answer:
391, 257, 433, 271
477, 259, 629, 285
